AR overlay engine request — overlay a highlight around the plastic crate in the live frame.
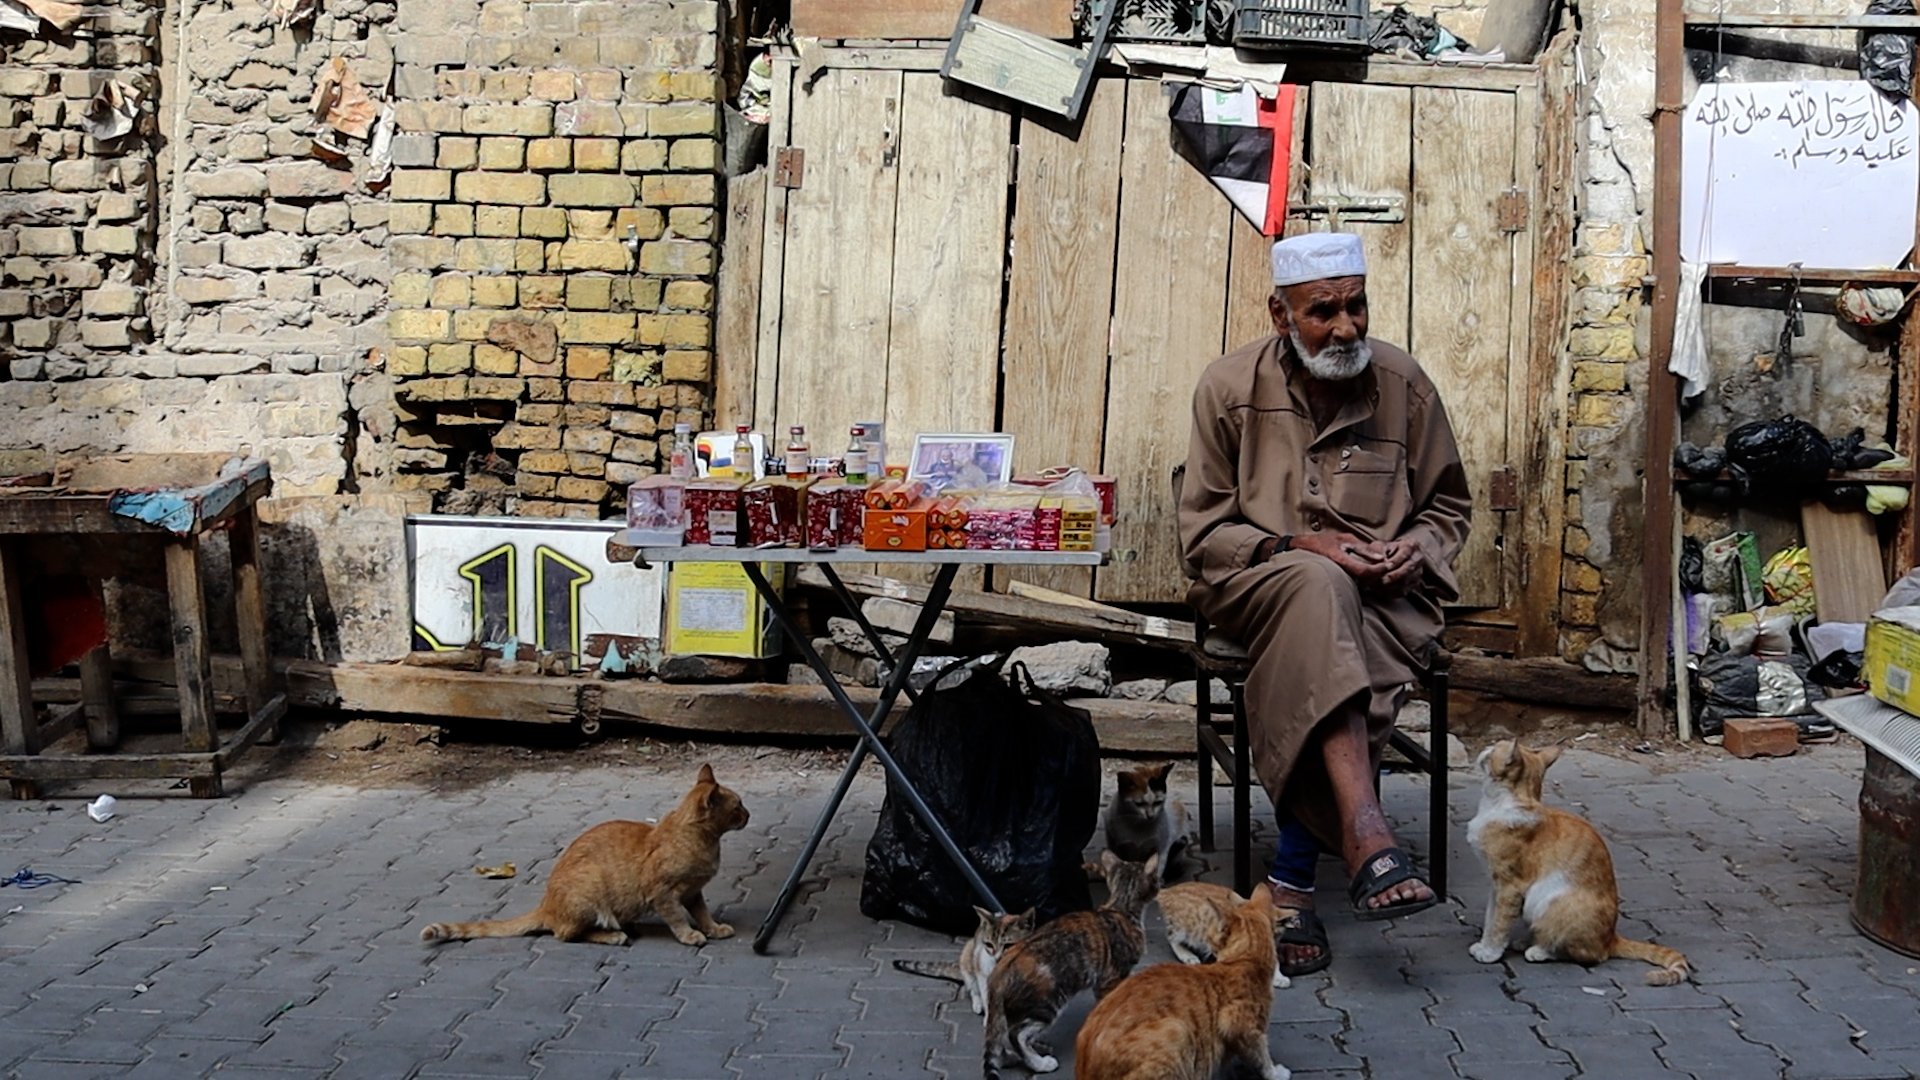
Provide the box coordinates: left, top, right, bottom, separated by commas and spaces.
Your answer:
1232, 0, 1369, 50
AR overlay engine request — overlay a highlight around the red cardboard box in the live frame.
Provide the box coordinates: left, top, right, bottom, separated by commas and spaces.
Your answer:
743, 477, 812, 547
685, 479, 746, 546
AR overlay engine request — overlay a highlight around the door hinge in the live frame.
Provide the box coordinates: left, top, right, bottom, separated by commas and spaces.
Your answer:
1289, 196, 1406, 225
773, 147, 805, 189
1496, 187, 1529, 233
1488, 465, 1520, 512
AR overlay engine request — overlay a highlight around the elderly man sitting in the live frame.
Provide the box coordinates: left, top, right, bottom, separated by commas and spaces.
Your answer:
1177, 232, 1472, 976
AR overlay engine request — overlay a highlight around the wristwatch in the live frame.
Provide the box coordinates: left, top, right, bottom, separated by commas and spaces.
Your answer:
1257, 534, 1294, 563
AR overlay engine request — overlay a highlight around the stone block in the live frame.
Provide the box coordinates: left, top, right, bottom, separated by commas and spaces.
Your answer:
437, 136, 479, 170
472, 343, 518, 375
554, 101, 623, 136
640, 173, 715, 207
556, 239, 631, 272
465, 104, 552, 136
521, 207, 567, 238
1722, 718, 1798, 759
528, 69, 574, 102
469, 205, 516, 238
265, 202, 307, 232
550, 174, 635, 208
568, 450, 607, 475
661, 349, 710, 382
81, 282, 140, 317
668, 206, 714, 239
185, 166, 271, 199
389, 346, 428, 376
307, 203, 350, 234
399, 376, 471, 402
454, 172, 546, 206
521, 275, 565, 307
427, 342, 472, 374
669, 71, 719, 102
226, 233, 307, 269
469, 376, 525, 400
477, 136, 525, 171
664, 281, 713, 311
521, 450, 568, 474
17, 227, 76, 256
388, 203, 433, 235
579, 70, 622, 101
568, 209, 615, 239
10, 160, 51, 190
267, 161, 355, 199
567, 276, 613, 311
612, 351, 657, 383
566, 346, 612, 380
452, 309, 493, 340
668, 138, 717, 172
176, 274, 259, 304
79, 320, 132, 348
12, 319, 52, 349
574, 138, 620, 172
610, 410, 656, 436
486, 315, 559, 363
526, 138, 571, 171
621, 139, 669, 172
94, 192, 139, 222
555, 476, 609, 502
454, 237, 517, 271
497, 423, 561, 450
661, 314, 710, 348
639, 240, 711, 276
83, 225, 138, 254
563, 428, 615, 455
560, 312, 635, 345
569, 382, 633, 407
0, 70, 49, 96
390, 308, 452, 342
391, 169, 452, 202
434, 204, 477, 237
472, 276, 517, 307
391, 133, 437, 167
484, 71, 532, 102
391, 272, 432, 309
429, 274, 471, 309
648, 102, 718, 138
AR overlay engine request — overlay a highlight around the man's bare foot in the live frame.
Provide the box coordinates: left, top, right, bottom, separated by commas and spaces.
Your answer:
1361, 875, 1434, 911
1346, 819, 1436, 913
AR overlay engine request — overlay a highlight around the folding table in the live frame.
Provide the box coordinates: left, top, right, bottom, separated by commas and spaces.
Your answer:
624, 545, 1104, 953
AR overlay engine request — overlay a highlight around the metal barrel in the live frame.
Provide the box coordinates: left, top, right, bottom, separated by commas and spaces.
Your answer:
1854, 746, 1920, 959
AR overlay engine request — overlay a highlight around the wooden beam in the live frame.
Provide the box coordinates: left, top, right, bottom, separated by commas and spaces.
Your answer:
1638, 0, 1685, 738
1707, 265, 1920, 286
1283, 57, 1538, 92
1452, 655, 1633, 711
1681, 12, 1920, 28
794, 565, 1194, 647
1899, 59, 1920, 576
715, 169, 766, 430
790, 0, 1073, 40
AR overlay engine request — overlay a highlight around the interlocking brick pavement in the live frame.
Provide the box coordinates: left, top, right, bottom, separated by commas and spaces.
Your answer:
4, 737, 1920, 1078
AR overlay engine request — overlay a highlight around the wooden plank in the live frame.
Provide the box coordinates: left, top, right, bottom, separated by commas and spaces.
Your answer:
1802, 503, 1888, 624
1001, 78, 1127, 598
1098, 80, 1233, 602
753, 59, 796, 434
793, 45, 948, 72
1282, 57, 1539, 92
946, 17, 1086, 116
1409, 86, 1516, 609
1516, 39, 1578, 657
1450, 654, 1633, 710
1499, 79, 1538, 633
885, 73, 1011, 448
79, 644, 118, 750
1708, 266, 1920, 286
1308, 82, 1414, 349
792, 0, 1073, 40
1681, 12, 1920, 28
794, 565, 1194, 647
0, 542, 37, 766
772, 67, 903, 444
715, 169, 767, 430
164, 539, 218, 755
1897, 54, 1920, 577
1638, 0, 1684, 737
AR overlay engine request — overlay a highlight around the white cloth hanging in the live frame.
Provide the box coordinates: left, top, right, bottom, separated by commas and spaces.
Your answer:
1671, 261, 1710, 400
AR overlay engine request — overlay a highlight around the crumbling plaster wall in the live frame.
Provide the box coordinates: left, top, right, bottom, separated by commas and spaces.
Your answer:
1557, 0, 1886, 669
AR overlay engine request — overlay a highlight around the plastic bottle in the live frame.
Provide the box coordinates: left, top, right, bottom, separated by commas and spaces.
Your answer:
785, 425, 810, 480
732, 424, 754, 479
843, 425, 869, 484
669, 423, 694, 480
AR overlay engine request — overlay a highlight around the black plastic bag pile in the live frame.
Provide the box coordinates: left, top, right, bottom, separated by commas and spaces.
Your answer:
1862, 0, 1916, 100
1674, 418, 1895, 505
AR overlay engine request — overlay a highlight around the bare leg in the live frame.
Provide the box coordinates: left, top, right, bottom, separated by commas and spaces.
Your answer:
684, 891, 734, 939
1315, 698, 1434, 910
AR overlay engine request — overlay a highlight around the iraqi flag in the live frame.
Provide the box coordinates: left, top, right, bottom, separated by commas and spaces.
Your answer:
1167, 82, 1297, 236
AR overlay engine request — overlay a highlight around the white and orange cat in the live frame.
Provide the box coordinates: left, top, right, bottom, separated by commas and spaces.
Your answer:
1074, 883, 1289, 1080
1156, 881, 1292, 989
1465, 741, 1689, 985
420, 763, 751, 947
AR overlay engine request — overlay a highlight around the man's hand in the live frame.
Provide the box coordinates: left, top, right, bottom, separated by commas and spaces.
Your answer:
1288, 532, 1426, 593
1371, 538, 1426, 595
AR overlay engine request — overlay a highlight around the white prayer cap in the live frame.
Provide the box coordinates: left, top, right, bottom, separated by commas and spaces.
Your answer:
1270, 233, 1367, 287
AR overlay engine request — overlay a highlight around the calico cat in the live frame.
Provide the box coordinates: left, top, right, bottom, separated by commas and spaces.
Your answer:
1466, 741, 1690, 985
892, 906, 1037, 1015
983, 852, 1160, 1077
1074, 884, 1289, 1080
420, 763, 751, 947
1156, 881, 1292, 989
1103, 762, 1193, 881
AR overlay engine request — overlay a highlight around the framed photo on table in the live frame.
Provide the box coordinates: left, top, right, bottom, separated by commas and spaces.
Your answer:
909, 433, 1015, 491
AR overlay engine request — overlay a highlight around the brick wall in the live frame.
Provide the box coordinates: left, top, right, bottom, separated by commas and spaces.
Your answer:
0, 0, 724, 514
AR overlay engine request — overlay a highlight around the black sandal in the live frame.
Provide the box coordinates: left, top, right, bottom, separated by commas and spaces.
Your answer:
1348, 846, 1438, 922
1276, 909, 1332, 976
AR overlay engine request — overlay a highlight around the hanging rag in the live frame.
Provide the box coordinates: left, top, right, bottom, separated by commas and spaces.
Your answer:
1670, 261, 1710, 399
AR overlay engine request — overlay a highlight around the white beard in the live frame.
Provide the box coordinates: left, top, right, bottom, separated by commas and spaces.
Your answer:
1291, 329, 1373, 381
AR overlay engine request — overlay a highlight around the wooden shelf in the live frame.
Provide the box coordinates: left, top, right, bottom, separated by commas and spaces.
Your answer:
1683, 13, 1920, 29
1706, 265, 1920, 286
1673, 469, 1916, 486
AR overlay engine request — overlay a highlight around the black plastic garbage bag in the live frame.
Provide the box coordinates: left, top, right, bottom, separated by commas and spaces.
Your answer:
1673, 442, 1727, 477
1692, 651, 1818, 737
1862, 0, 1916, 99
1724, 415, 1833, 500
860, 658, 1102, 935
1680, 536, 1706, 595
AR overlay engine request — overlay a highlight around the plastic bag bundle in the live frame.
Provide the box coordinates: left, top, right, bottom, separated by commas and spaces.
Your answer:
1862, 0, 1917, 99
1761, 545, 1816, 616
1724, 416, 1834, 501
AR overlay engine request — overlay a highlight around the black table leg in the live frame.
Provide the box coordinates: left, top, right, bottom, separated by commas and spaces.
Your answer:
818, 564, 916, 705
742, 562, 1002, 953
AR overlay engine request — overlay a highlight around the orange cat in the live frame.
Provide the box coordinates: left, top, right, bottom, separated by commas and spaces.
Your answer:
420, 763, 751, 947
1074, 883, 1289, 1080
1466, 741, 1689, 985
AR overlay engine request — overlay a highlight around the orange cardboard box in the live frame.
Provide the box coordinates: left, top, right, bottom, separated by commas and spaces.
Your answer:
863, 499, 932, 552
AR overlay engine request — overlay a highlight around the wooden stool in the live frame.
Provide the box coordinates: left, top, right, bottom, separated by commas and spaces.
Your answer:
0, 455, 284, 799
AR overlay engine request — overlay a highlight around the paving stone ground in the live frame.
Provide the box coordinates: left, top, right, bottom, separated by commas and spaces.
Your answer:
3, 735, 1918, 1079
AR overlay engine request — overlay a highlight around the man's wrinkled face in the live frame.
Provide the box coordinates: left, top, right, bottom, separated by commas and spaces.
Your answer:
1270, 275, 1372, 381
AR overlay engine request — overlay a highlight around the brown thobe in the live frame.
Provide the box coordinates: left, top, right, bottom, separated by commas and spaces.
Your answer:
1177, 334, 1472, 850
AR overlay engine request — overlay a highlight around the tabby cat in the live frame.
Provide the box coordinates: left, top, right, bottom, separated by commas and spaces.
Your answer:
1466, 741, 1690, 985
892, 906, 1038, 1015
420, 763, 751, 947
1103, 762, 1193, 881
983, 851, 1159, 1077
1157, 881, 1292, 989
1074, 884, 1289, 1080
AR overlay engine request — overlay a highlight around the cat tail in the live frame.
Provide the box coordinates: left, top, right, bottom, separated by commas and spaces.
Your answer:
890, 959, 964, 984
1611, 936, 1690, 985
419, 910, 544, 943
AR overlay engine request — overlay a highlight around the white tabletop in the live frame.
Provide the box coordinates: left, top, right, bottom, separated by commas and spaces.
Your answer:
612, 534, 1105, 566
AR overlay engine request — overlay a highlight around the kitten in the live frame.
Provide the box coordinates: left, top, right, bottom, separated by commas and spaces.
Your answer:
1104, 762, 1193, 881
892, 906, 1038, 1015
1074, 884, 1290, 1080
1466, 741, 1689, 985
1156, 881, 1292, 989
983, 851, 1160, 1077
420, 763, 751, 947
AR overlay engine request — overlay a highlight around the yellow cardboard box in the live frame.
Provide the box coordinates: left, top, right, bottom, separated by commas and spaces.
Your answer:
666, 561, 786, 658
1865, 606, 1920, 714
